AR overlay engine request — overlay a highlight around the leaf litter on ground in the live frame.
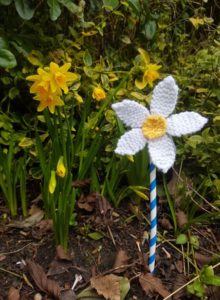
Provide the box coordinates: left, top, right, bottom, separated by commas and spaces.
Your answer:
7, 287, 20, 300
139, 273, 170, 298
113, 250, 130, 273
26, 259, 61, 298
90, 274, 130, 300
7, 207, 44, 229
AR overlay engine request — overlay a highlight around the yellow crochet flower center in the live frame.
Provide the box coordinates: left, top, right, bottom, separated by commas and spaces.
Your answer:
142, 115, 167, 139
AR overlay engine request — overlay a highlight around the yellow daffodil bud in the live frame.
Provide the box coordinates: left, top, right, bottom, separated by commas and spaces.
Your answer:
56, 156, 66, 178
49, 170, 56, 194
92, 86, 106, 101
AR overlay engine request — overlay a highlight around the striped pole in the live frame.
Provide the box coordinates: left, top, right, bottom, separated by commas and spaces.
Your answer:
149, 159, 157, 273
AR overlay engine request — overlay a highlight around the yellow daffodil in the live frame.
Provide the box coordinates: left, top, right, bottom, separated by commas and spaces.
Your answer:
92, 86, 106, 101
189, 17, 204, 29
26, 67, 50, 94
135, 48, 161, 90
34, 91, 64, 114
49, 170, 56, 194
56, 156, 66, 178
27, 62, 79, 113
46, 62, 78, 94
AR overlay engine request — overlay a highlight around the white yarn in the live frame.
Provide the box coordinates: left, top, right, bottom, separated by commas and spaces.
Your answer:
112, 99, 149, 128
115, 128, 147, 155
167, 112, 208, 137
148, 135, 176, 173
112, 76, 208, 173
150, 76, 179, 117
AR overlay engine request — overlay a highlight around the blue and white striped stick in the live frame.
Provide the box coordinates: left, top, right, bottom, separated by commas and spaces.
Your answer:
149, 159, 157, 273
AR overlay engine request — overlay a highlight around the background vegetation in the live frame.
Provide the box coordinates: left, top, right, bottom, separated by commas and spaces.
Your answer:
0, 1, 220, 295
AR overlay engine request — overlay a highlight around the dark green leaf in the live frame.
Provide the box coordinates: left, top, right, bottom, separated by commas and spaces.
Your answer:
58, 0, 81, 14
0, 49, 17, 68
47, 0, 61, 21
142, 20, 157, 40
176, 233, 188, 245
0, 0, 12, 5
83, 49, 93, 66
127, 0, 141, 14
0, 37, 8, 49
14, 0, 35, 20
102, 0, 119, 9
9, 87, 19, 99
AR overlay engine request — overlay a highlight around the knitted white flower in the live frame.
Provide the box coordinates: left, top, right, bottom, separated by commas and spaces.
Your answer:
112, 76, 208, 173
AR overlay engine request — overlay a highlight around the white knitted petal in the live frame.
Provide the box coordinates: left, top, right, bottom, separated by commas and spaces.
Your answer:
167, 112, 208, 137
150, 76, 179, 117
112, 99, 149, 128
148, 135, 176, 173
115, 128, 147, 155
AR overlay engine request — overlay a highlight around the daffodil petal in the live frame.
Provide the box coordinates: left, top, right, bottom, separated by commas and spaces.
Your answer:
66, 72, 78, 82
37, 101, 48, 112
48, 105, 55, 114
26, 75, 40, 81
60, 63, 71, 72
150, 76, 179, 117
138, 48, 150, 65
167, 112, 208, 137
135, 78, 147, 90
50, 62, 59, 73
148, 135, 176, 173
115, 128, 147, 155
112, 99, 149, 128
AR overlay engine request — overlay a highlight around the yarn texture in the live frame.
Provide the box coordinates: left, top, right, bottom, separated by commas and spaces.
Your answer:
112, 76, 208, 173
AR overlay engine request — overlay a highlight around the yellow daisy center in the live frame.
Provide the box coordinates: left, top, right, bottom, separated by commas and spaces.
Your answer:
142, 115, 167, 139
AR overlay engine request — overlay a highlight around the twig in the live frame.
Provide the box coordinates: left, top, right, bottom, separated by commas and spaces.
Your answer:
0, 242, 32, 256
107, 225, 116, 247
0, 267, 22, 278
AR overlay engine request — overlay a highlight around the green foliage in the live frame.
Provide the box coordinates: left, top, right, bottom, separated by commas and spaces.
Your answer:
187, 265, 220, 299
0, 141, 27, 217
0, 0, 219, 253
35, 108, 76, 250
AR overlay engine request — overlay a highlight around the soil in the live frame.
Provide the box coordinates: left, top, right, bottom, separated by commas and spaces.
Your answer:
0, 197, 220, 300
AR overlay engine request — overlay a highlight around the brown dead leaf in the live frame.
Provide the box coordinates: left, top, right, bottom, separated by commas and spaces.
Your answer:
60, 289, 76, 300
113, 250, 130, 273
175, 260, 184, 274
206, 285, 220, 300
176, 210, 188, 227
8, 287, 20, 300
26, 259, 61, 298
8, 210, 44, 229
159, 217, 173, 230
32, 219, 53, 239
0, 255, 6, 261
56, 245, 72, 261
172, 274, 187, 300
47, 260, 70, 276
29, 205, 42, 215
72, 178, 91, 188
167, 172, 179, 196
78, 192, 112, 218
195, 252, 212, 267
77, 193, 96, 212
91, 274, 120, 300
139, 273, 170, 298
96, 194, 112, 216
